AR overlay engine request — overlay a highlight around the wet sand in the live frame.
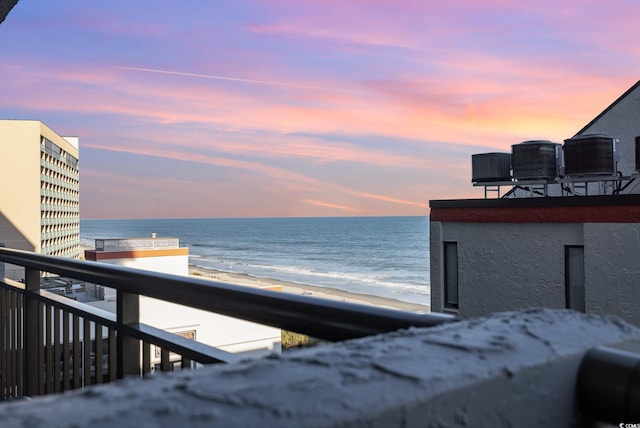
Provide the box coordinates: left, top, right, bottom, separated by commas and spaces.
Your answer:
189, 264, 430, 313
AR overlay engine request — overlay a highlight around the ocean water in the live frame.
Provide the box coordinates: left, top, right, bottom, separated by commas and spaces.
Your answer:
80, 216, 430, 305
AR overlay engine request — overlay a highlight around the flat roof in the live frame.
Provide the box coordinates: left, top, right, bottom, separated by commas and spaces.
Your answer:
430, 193, 640, 209
429, 194, 640, 223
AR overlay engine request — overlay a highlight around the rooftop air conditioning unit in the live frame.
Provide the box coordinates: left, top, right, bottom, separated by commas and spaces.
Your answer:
563, 134, 618, 176
511, 140, 561, 180
471, 152, 512, 183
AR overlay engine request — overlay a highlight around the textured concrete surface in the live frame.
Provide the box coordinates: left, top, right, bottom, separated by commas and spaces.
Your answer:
431, 221, 583, 316
584, 223, 640, 327
431, 219, 640, 327
1, 308, 638, 427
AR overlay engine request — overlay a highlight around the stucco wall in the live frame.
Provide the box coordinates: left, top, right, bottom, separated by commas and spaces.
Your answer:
431, 221, 583, 318
2, 309, 638, 427
432, 220, 640, 327
430, 221, 444, 312
584, 223, 640, 326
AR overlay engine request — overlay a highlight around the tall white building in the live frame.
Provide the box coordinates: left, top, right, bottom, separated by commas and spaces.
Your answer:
0, 120, 80, 267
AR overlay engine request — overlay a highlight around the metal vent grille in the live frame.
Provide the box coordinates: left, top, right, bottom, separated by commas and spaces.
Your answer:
471, 153, 512, 183
563, 135, 615, 176
512, 140, 560, 180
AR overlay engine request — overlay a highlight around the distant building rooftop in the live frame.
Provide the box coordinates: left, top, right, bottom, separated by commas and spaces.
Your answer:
40, 276, 105, 303
95, 235, 180, 251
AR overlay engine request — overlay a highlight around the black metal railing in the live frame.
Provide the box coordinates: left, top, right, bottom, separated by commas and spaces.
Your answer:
0, 246, 453, 400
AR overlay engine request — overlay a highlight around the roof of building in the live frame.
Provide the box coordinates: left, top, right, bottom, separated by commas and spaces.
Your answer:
429, 194, 640, 223
430, 193, 640, 209
0, 0, 19, 25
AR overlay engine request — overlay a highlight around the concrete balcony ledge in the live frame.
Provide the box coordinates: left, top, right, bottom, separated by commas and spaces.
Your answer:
2, 308, 639, 427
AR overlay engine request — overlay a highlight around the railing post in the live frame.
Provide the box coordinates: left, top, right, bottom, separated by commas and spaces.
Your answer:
23, 268, 41, 397
117, 291, 140, 378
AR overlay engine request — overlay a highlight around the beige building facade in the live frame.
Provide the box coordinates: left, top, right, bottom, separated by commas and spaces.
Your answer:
0, 120, 80, 265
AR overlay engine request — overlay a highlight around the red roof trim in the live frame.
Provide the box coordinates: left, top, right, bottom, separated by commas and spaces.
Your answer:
430, 204, 640, 223
84, 248, 189, 261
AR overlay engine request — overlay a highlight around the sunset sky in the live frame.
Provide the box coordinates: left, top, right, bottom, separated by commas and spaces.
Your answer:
1, 1, 639, 218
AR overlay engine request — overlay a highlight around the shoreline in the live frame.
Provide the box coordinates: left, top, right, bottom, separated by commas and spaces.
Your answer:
189, 264, 430, 313
80, 243, 429, 312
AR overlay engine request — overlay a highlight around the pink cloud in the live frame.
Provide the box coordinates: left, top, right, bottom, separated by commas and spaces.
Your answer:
248, 23, 416, 50
81, 141, 434, 218
117, 66, 367, 95
350, 191, 429, 209
3, 57, 632, 159
303, 199, 358, 212
5, 62, 621, 176
4, 0, 640, 219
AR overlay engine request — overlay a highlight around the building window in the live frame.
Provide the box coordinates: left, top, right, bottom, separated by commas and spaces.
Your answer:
443, 242, 459, 310
565, 245, 585, 312
66, 153, 78, 169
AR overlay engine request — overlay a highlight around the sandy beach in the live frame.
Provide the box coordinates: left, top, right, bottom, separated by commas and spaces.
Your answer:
188, 264, 430, 313
81, 243, 429, 312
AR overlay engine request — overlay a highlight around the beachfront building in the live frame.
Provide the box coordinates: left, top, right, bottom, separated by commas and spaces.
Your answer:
85, 236, 282, 358
84, 235, 189, 275
429, 80, 640, 328
0, 120, 80, 278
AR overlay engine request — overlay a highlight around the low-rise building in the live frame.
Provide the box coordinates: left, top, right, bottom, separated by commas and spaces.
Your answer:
85, 235, 281, 359
429, 81, 640, 327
